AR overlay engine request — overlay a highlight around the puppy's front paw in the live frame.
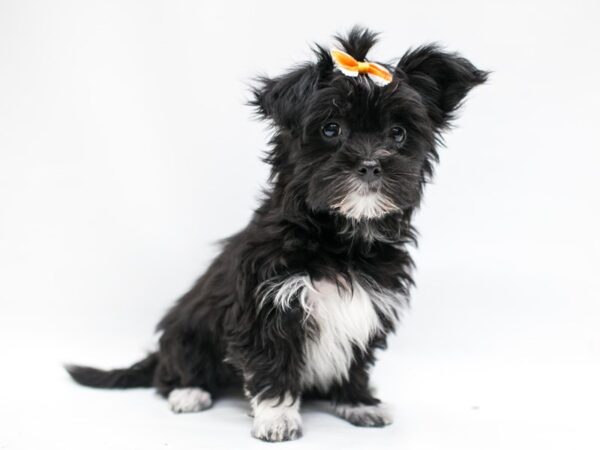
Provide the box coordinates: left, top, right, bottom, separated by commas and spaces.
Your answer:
252, 413, 303, 442
251, 394, 302, 442
333, 403, 393, 427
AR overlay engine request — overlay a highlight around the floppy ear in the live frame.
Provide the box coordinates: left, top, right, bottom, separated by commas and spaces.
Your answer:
397, 45, 488, 128
251, 48, 333, 130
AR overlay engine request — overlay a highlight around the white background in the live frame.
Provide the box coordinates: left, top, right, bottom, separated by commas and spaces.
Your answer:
1, 1, 599, 449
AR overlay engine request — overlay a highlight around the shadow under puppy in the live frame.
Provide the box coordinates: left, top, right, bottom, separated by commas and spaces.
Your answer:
67, 27, 487, 442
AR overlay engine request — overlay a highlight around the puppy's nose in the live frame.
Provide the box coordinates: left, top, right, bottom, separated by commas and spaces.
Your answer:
357, 160, 382, 182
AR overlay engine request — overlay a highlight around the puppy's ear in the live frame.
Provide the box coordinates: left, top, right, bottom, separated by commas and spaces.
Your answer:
251, 47, 333, 130
397, 45, 488, 128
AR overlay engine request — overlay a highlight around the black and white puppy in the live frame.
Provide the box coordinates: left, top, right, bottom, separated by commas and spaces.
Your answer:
67, 27, 487, 442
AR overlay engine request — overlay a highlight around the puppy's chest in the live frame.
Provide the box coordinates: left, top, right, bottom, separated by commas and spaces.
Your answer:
299, 279, 383, 392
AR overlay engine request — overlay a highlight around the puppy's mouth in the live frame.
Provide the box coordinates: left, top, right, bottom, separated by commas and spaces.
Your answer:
330, 178, 400, 220
362, 178, 384, 192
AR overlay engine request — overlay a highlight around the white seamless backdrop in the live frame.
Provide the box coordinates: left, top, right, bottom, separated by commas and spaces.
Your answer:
1, 1, 599, 449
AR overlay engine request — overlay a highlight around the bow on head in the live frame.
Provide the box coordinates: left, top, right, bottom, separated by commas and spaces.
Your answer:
330, 48, 393, 86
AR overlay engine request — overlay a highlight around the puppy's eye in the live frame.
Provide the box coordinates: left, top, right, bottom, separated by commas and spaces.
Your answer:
322, 122, 341, 138
391, 126, 406, 144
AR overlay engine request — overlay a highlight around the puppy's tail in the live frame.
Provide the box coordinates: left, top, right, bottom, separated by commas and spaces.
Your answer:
65, 353, 158, 389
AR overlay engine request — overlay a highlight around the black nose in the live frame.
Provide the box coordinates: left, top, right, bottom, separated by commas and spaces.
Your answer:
357, 160, 382, 182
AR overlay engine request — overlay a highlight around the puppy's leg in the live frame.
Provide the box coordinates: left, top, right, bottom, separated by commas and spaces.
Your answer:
233, 290, 307, 441
154, 355, 215, 414
154, 328, 236, 414
329, 361, 392, 427
244, 357, 304, 442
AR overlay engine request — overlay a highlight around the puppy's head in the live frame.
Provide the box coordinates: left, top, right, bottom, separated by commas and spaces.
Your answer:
252, 27, 487, 220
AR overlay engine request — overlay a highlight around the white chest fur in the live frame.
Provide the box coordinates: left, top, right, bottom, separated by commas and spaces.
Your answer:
300, 279, 382, 392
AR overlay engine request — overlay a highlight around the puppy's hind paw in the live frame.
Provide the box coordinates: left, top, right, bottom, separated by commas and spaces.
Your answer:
333, 402, 393, 427
168, 387, 212, 413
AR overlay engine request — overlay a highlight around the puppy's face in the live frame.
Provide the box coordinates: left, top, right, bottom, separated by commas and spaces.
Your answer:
300, 78, 432, 219
254, 29, 486, 221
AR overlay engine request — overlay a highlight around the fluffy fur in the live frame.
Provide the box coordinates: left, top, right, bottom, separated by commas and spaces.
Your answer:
168, 387, 212, 413
66, 26, 487, 442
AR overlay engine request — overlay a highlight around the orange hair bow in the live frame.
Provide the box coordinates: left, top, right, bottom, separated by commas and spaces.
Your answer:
330, 48, 393, 86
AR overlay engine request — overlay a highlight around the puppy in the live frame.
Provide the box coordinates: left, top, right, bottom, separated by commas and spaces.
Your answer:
67, 27, 487, 442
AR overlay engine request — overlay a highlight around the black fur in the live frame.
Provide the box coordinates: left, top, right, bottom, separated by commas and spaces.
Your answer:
65, 354, 157, 388
66, 26, 487, 441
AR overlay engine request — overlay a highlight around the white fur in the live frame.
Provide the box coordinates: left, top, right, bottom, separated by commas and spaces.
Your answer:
168, 387, 212, 413
257, 275, 312, 314
300, 279, 391, 391
331, 187, 399, 219
259, 275, 401, 392
251, 393, 302, 441
333, 402, 393, 426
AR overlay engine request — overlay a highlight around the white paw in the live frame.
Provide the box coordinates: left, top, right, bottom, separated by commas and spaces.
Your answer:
252, 413, 303, 442
251, 394, 303, 442
333, 402, 393, 427
168, 388, 212, 413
